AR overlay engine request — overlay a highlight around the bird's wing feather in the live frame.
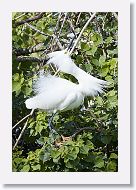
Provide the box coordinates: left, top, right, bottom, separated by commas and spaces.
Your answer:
25, 73, 78, 111
33, 73, 76, 94
47, 50, 108, 96
58, 92, 77, 111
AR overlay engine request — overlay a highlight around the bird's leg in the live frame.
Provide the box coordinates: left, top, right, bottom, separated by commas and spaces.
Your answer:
48, 112, 57, 132
67, 34, 77, 51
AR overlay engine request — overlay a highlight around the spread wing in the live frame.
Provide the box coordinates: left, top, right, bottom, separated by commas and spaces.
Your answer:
25, 74, 77, 111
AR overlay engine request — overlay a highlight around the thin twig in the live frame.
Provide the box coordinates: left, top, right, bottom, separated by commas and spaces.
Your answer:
69, 12, 96, 55
13, 117, 29, 150
12, 109, 34, 130
67, 34, 77, 50
14, 13, 26, 20
48, 13, 62, 52
58, 12, 68, 39
54, 69, 60, 76
50, 13, 66, 52
113, 12, 118, 20
14, 12, 45, 27
76, 12, 81, 26
25, 23, 48, 37
25, 23, 63, 50
52, 34, 64, 50
54, 13, 62, 34
89, 110, 104, 128
67, 19, 76, 36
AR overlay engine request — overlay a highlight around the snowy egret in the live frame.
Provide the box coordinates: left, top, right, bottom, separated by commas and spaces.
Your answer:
25, 50, 107, 131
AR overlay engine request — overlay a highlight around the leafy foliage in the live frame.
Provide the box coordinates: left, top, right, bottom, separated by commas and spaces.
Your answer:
12, 12, 118, 172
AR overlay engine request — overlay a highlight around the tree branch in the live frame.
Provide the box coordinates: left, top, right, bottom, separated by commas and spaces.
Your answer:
71, 126, 101, 138
76, 13, 81, 26
13, 43, 45, 56
67, 19, 76, 36
13, 117, 29, 150
12, 109, 34, 130
58, 12, 68, 39
16, 56, 47, 63
69, 12, 96, 55
113, 12, 118, 20
13, 109, 34, 150
25, 23, 63, 50
54, 13, 62, 34
14, 12, 45, 27
25, 23, 49, 37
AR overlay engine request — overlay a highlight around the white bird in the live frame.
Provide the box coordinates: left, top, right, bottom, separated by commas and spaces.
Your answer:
25, 50, 107, 130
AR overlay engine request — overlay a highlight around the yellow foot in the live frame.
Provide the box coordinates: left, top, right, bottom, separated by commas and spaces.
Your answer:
61, 135, 72, 142
54, 135, 72, 147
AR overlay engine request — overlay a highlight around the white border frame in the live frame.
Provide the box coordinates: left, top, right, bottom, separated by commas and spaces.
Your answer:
0, 0, 130, 184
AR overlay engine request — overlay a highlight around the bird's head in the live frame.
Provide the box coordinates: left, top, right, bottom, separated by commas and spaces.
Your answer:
46, 50, 77, 75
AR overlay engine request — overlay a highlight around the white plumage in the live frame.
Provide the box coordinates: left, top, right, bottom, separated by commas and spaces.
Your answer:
25, 50, 107, 113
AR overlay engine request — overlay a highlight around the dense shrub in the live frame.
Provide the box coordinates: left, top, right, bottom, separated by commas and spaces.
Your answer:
12, 12, 118, 172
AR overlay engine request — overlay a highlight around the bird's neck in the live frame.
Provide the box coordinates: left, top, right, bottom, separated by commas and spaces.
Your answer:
70, 66, 88, 84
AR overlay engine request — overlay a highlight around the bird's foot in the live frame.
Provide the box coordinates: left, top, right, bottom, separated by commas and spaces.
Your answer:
61, 135, 72, 142
54, 135, 72, 148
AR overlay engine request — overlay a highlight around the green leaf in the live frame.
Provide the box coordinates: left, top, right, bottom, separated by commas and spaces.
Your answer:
99, 55, 106, 65
105, 75, 114, 82
65, 161, 73, 168
106, 161, 117, 171
96, 96, 103, 105
81, 42, 90, 51
101, 67, 109, 77
94, 157, 104, 168
101, 135, 112, 144
21, 164, 30, 172
12, 81, 21, 94
66, 147, 79, 161
109, 58, 117, 70
110, 153, 118, 159
107, 49, 118, 56
85, 63, 93, 72
28, 79, 32, 87
13, 73, 20, 81
84, 154, 95, 163
65, 159, 79, 169
35, 124, 42, 134
91, 33, 103, 45
86, 140, 94, 149
107, 95, 117, 108
51, 150, 61, 159
31, 164, 41, 171
86, 46, 97, 56
37, 137, 46, 145
22, 86, 32, 96
80, 145, 89, 154
105, 36, 113, 44
107, 90, 116, 97
53, 157, 60, 163
76, 55, 83, 64
92, 58, 99, 66
39, 152, 50, 162
12, 12, 17, 19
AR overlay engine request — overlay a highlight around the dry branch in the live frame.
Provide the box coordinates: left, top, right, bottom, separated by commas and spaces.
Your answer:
69, 12, 96, 54
14, 12, 45, 27
16, 56, 47, 63
71, 126, 101, 138
13, 43, 45, 56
